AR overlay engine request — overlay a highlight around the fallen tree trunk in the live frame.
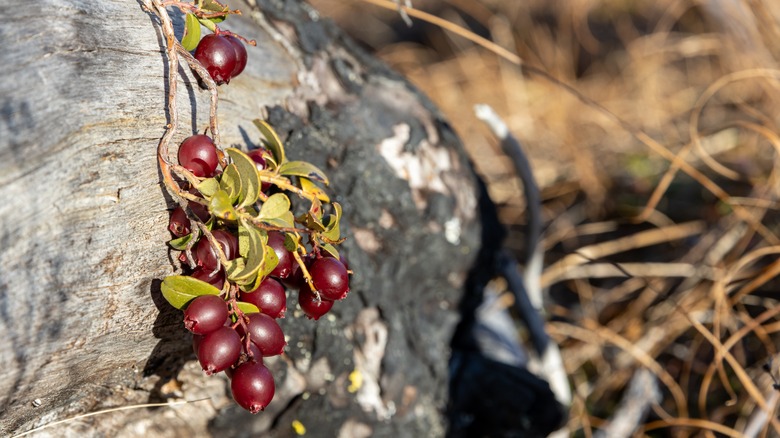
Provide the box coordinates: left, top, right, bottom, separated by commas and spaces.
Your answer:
0, 0, 485, 435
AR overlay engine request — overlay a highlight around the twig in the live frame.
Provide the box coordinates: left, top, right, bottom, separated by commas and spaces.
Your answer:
593, 369, 660, 438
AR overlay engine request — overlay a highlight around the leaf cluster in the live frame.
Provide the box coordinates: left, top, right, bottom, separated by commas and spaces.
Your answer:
163, 121, 344, 309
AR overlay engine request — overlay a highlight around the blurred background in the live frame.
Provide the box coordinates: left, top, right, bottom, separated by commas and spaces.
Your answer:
309, 0, 780, 436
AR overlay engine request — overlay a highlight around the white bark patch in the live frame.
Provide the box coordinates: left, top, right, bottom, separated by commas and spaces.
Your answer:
345, 308, 391, 420
377, 124, 454, 211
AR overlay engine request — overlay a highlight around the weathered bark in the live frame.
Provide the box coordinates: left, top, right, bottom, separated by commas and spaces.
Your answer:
0, 0, 483, 436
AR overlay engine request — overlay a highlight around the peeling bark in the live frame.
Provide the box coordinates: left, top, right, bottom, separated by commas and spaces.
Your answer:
0, 0, 483, 436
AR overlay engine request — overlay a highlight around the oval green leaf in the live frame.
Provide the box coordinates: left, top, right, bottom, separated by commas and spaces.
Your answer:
197, 177, 219, 198
299, 177, 330, 202
253, 119, 286, 164
161, 275, 221, 310
182, 13, 201, 51
235, 301, 260, 314
168, 233, 194, 251
278, 161, 329, 185
259, 193, 291, 219
209, 189, 238, 220
322, 202, 342, 241
226, 148, 261, 208
220, 164, 242, 204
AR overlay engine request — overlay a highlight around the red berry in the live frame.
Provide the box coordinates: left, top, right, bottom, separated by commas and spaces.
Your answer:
239, 313, 286, 357
247, 149, 267, 171
195, 34, 237, 85
169, 207, 190, 237
190, 267, 225, 291
179, 135, 219, 177
311, 257, 349, 300
298, 283, 334, 320
267, 232, 292, 279
240, 277, 287, 318
198, 326, 242, 375
196, 229, 239, 271
184, 295, 229, 335
224, 35, 248, 78
231, 361, 275, 413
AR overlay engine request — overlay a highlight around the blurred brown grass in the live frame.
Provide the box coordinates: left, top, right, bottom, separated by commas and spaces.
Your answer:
310, 0, 780, 435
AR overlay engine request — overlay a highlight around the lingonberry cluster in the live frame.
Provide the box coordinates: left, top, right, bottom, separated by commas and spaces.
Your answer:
165, 128, 352, 413
154, 1, 353, 414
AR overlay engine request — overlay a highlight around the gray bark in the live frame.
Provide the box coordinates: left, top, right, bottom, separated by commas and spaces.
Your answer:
0, 0, 482, 436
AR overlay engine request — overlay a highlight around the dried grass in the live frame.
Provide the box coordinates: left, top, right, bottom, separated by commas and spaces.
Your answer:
310, 0, 780, 435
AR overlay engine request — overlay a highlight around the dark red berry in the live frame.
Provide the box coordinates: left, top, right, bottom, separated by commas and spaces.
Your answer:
240, 277, 287, 318
281, 255, 303, 290
192, 334, 203, 357
226, 342, 262, 379
184, 295, 229, 335
198, 326, 242, 375
239, 313, 286, 357
231, 361, 275, 413
169, 207, 190, 237
247, 149, 267, 171
196, 229, 239, 271
190, 267, 226, 291
311, 257, 349, 300
224, 35, 248, 78
298, 283, 334, 320
195, 34, 237, 85
179, 135, 219, 177
267, 232, 293, 279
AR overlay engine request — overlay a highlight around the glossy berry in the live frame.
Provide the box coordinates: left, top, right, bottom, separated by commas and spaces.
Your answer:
184, 295, 229, 335
198, 326, 242, 375
298, 283, 334, 320
311, 257, 349, 300
225, 342, 262, 379
179, 135, 219, 177
231, 361, 275, 413
241, 277, 287, 318
196, 229, 239, 271
195, 34, 237, 85
239, 313, 286, 356
190, 267, 225, 291
224, 35, 248, 78
169, 207, 190, 237
267, 232, 292, 279
247, 149, 267, 171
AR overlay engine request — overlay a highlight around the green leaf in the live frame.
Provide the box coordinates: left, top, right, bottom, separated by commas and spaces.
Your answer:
296, 211, 326, 232
260, 212, 295, 228
321, 242, 340, 259
284, 232, 299, 252
181, 13, 202, 51
161, 275, 221, 310
226, 148, 261, 208
224, 257, 246, 281
168, 233, 194, 251
209, 190, 238, 220
322, 202, 342, 241
197, 17, 218, 31
278, 161, 329, 185
220, 164, 242, 204
259, 244, 279, 280
235, 301, 260, 314
199, 0, 228, 23
299, 177, 330, 202
238, 225, 251, 258
197, 177, 219, 198
253, 119, 286, 164
259, 193, 291, 219
227, 222, 267, 283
